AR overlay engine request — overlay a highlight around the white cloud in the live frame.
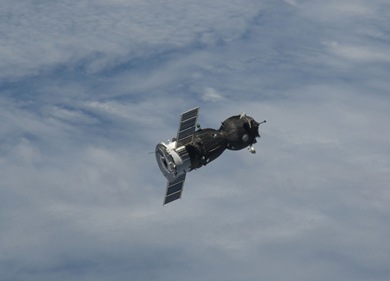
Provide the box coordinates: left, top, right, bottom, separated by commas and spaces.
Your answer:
325, 41, 390, 63
300, 0, 377, 20
284, 0, 298, 6
1, 0, 390, 280
0, 0, 261, 79
201, 87, 224, 102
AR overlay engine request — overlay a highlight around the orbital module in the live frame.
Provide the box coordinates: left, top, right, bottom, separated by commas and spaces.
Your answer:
155, 107, 265, 204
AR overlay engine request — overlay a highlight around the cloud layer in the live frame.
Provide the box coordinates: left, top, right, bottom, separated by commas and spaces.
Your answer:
1, 1, 390, 280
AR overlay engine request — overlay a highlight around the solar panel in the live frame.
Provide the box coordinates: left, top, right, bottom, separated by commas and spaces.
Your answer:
164, 173, 186, 205
176, 107, 199, 145
181, 107, 199, 122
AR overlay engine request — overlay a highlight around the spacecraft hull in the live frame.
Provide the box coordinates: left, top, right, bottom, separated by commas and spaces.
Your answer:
155, 107, 265, 204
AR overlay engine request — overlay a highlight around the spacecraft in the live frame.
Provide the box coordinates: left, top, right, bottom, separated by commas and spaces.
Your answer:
155, 107, 265, 204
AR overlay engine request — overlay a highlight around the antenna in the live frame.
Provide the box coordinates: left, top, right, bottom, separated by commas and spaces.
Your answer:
248, 146, 256, 154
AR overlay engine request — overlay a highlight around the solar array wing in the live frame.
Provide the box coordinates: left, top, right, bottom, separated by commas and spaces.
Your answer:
164, 173, 186, 205
176, 107, 199, 145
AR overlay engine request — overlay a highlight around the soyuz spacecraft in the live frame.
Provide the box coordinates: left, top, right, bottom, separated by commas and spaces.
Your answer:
155, 107, 265, 205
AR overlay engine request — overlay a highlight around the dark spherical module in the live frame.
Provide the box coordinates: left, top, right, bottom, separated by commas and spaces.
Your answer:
220, 114, 260, 151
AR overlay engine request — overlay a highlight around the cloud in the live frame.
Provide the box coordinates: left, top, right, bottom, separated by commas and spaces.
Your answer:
325, 41, 390, 63
1, 0, 390, 281
201, 87, 224, 102
299, 0, 377, 20
284, 0, 298, 6
0, 0, 261, 79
